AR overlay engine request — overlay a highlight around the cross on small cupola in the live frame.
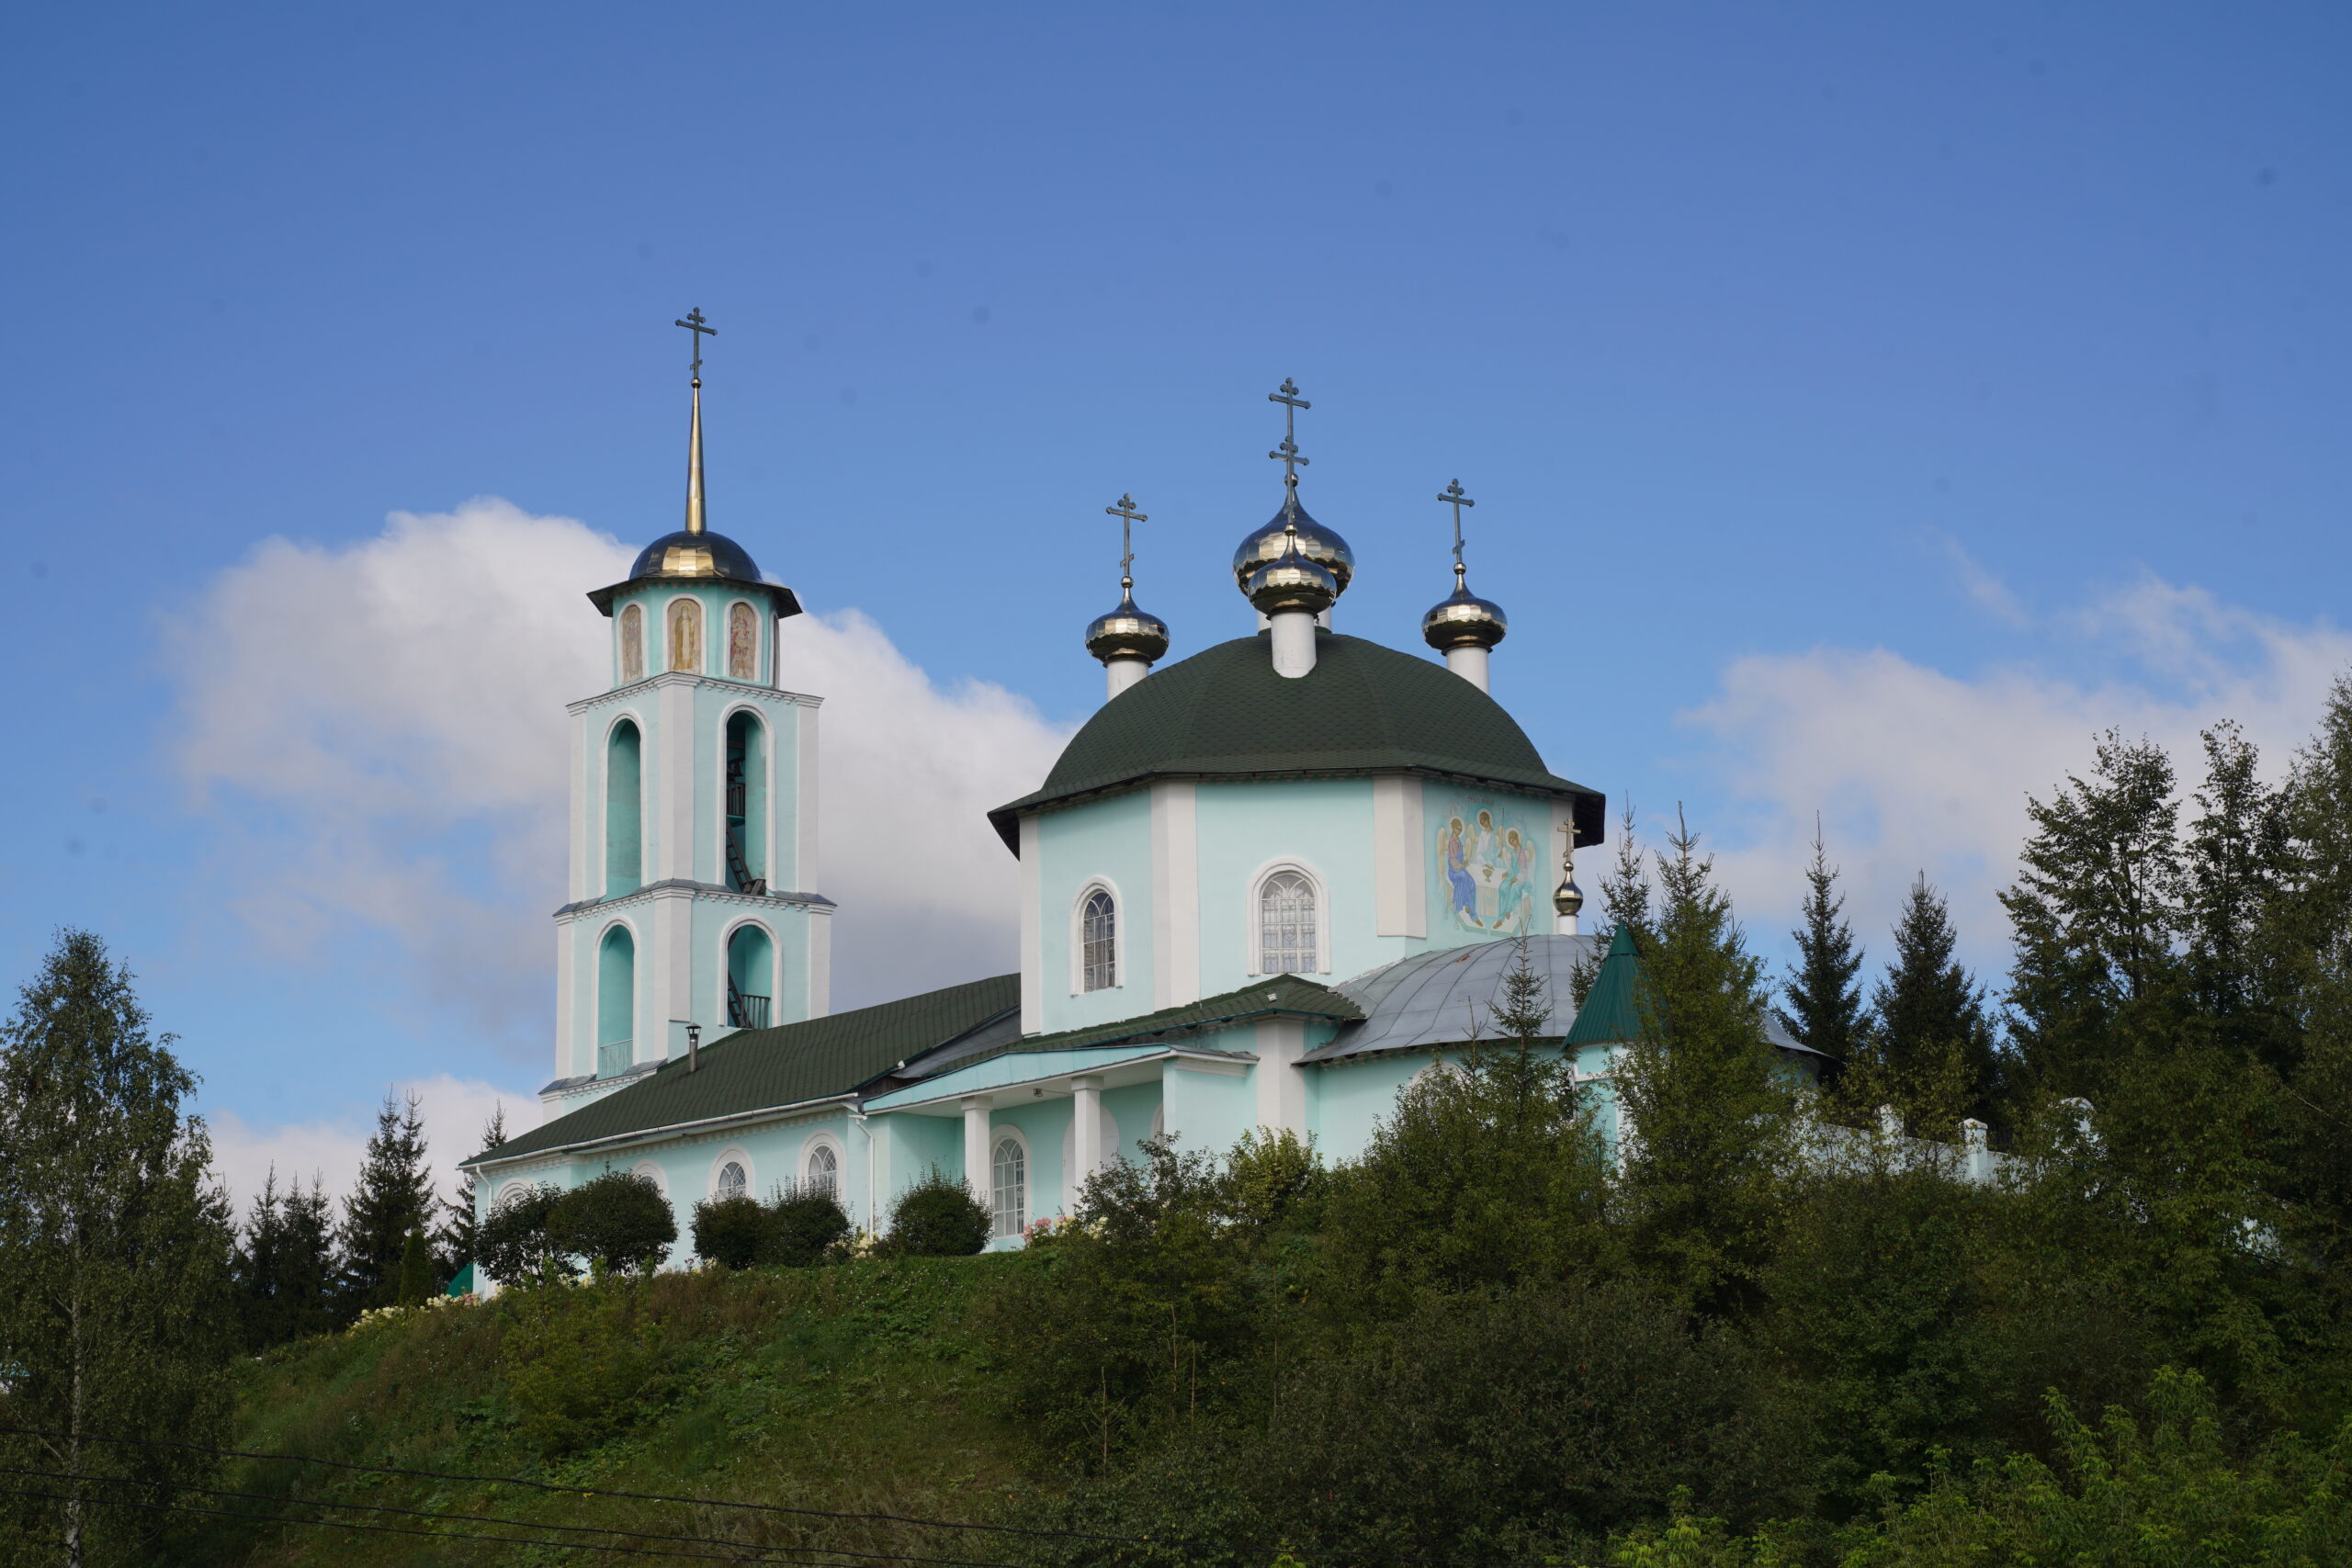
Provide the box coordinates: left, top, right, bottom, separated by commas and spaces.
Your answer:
1420, 475, 1508, 693
1084, 491, 1170, 701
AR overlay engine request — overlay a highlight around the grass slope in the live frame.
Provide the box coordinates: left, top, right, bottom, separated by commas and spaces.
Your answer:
201, 1258, 1043, 1567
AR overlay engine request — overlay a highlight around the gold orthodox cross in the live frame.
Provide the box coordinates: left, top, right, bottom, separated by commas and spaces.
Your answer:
1104, 493, 1148, 592
674, 307, 718, 384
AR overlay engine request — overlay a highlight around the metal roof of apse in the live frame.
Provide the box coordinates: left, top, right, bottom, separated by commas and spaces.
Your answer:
988, 632, 1604, 851
469, 975, 1019, 1167
1310, 934, 1600, 1062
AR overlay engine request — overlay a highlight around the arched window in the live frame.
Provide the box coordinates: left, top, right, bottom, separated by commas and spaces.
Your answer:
618, 603, 646, 684
990, 1136, 1026, 1238
605, 720, 641, 896
726, 924, 775, 1030
1257, 870, 1318, 976
716, 1160, 747, 1201
723, 712, 766, 892
805, 1142, 839, 1197
596, 925, 636, 1077
727, 602, 759, 681
668, 598, 703, 672
1080, 888, 1116, 991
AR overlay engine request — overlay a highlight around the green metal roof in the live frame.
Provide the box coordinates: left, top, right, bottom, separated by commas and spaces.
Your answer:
1562, 924, 1645, 1048
988, 631, 1603, 851
470, 974, 1020, 1167
914, 973, 1363, 1077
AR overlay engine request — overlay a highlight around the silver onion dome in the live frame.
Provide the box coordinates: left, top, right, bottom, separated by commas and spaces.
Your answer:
1085, 590, 1170, 664
1232, 500, 1354, 599
1422, 577, 1510, 651
1246, 534, 1340, 616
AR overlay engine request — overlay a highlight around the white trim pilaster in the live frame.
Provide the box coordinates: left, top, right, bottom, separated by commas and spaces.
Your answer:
962, 1097, 990, 1200
1149, 781, 1200, 1009
1373, 774, 1426, 938
1251, 1017, 1308, 1138
1019, 815, 1043, 1032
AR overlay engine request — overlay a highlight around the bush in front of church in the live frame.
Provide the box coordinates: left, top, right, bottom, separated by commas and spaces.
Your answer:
691, 1194, 769, 1269
548, 1169, 676, 1277
766, 1184, 853, 1267
477, 1183, 564, 1286
884, 1168, 990, 1257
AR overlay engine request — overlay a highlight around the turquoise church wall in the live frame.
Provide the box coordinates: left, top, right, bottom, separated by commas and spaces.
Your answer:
1035, 790, 1155, 1032
1193, 777, 1376, 990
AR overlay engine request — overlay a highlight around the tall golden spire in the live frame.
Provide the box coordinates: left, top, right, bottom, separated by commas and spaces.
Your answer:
674, 308, 718, 536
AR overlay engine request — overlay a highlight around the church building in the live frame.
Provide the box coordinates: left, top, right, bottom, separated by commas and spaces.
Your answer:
463, 324, 1807, 1252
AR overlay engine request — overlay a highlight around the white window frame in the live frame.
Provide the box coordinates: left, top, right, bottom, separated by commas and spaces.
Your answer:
493, 1179, 535, 1210
1246, 858, 1329, 976
708, 1145, 755, 1201
631, 1160, 669, 1198
1068, 877, 1124, 995
798, 1131, 845, 1198
989, 1126, 1031, 1239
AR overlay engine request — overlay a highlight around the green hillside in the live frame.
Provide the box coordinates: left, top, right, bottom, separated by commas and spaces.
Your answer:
202, 1258, 1042, 1567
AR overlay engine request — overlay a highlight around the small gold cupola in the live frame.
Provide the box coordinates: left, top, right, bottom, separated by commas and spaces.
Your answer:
1420, 479, 1507, 692
1085, 493, 1170, 700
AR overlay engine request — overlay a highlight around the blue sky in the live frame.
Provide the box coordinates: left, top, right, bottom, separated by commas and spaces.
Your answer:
4, 5, 2346, 1198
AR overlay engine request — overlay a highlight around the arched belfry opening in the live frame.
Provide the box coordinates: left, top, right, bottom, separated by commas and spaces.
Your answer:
596, 925, 636, 1077
724, 711, 767, 894
727, 924, 775, 1031
605, 719, 643, 896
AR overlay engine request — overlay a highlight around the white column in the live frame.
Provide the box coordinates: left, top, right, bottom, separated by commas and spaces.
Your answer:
1960, 1118, 1993, 1186
1071, 1075, 1104, 1196
659, 679, 696, 881
1372, 775, 1426, 939
962, 1098, 991, 1201
1270, 611, 1317, 678
1556, 909, 1580, 937
567, 709, 589, 902
794, 697, 821, 895
1444, 644, 1490, 693
1251, 1018, 1308, 1138
1104, 658, 1148, 699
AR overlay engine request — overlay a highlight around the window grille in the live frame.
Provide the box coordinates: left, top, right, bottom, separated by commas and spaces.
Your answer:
1080, 889, 1116, 991
717, 1161, 747, 1201
1258, 870, 1317, 975
805, 1143, 839, 1197
990, 1137, 1026, 1238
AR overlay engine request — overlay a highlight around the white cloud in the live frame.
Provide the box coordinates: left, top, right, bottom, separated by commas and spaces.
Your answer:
1683, 576, 2352, 983
1928, 529, 2030, 628
167, 498, 1070, 1052
206, 1074, 522, 1215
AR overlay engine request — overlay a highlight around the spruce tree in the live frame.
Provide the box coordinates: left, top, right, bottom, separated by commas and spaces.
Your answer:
338, 1089, 436, 1312
1867, 874, 1999, 1127
2185, 722, 2290, 1062
1613, 809, 1795, 1317
1570, 806, 1653, 1008
1778, 821, 1866, 1064
2000, 729, 2187, 1096
236, 1168, 337, 1348
0, 931, 234, 1565
440, 1103, 507, 1280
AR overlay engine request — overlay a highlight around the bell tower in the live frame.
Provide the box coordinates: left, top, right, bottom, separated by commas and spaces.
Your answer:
545, 310, 832, 1111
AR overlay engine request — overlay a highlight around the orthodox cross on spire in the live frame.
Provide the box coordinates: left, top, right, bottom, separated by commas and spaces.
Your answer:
1438, 478, 1476, 587
675, 307, 718, 386
1104, 492, 1148, 592
673, 308, 718, 535
1267, 378, 1311, 492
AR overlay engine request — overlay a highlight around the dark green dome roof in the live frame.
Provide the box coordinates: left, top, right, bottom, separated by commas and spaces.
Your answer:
989, 631, 1603, 851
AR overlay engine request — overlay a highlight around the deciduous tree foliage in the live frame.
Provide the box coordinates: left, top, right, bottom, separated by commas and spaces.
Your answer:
0, 931, 233, 1568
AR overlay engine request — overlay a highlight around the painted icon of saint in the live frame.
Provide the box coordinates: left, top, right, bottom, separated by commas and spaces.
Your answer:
669, 599, 702, 672
728, 603, 757, 680
619, 604, 645, 683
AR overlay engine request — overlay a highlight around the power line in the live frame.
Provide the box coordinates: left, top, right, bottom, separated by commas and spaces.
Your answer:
0, 1462, 1014, 1568
0, 1482, 773, 1563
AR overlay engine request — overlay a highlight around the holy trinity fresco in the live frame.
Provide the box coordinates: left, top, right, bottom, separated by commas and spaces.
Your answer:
728, 603, 758, 680
1431, 795, 1543, 936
